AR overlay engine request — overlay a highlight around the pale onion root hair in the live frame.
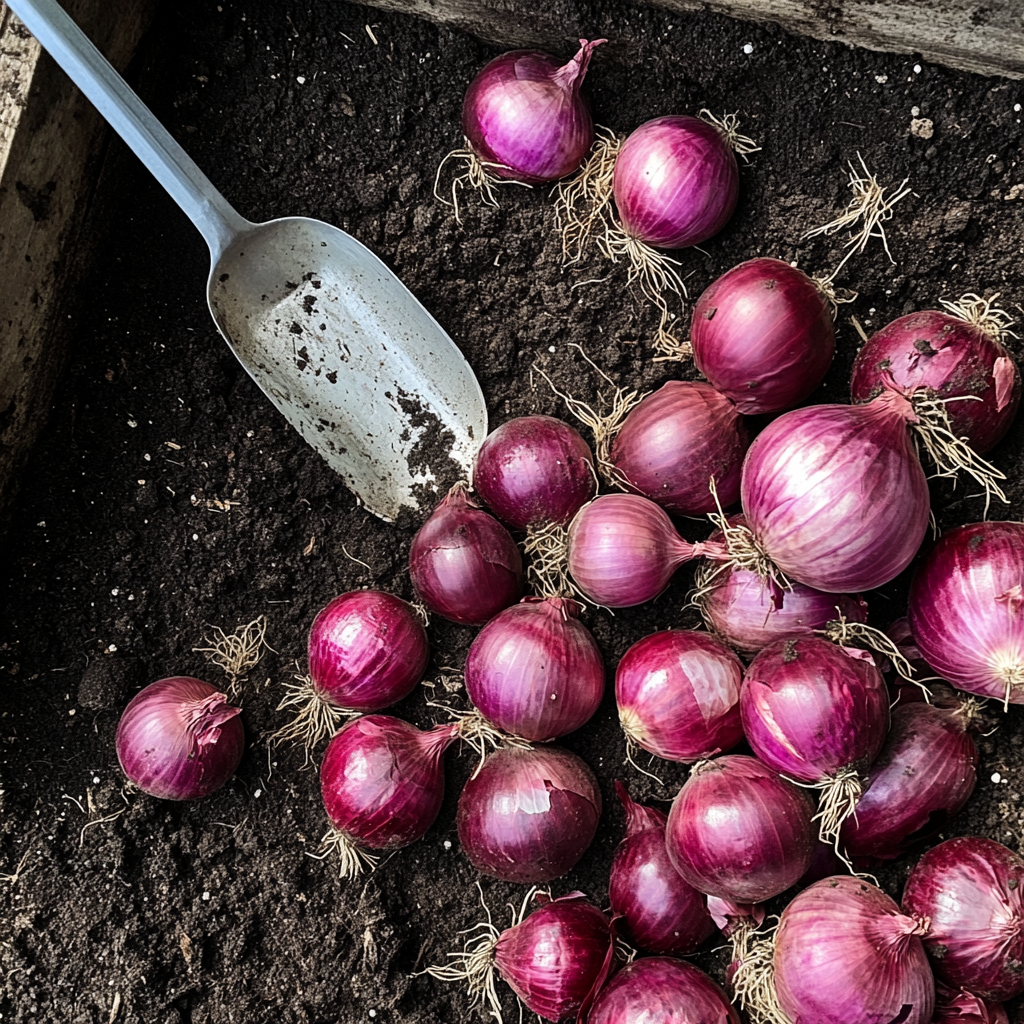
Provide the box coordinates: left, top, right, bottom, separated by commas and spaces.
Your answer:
194, 615, 271, 700
268, 671, 356, 763
434, 137, 530, 224
940, 291, 1018, 343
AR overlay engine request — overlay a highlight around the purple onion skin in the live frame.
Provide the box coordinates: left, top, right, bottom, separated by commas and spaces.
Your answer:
615, 630, 744, 763
691, 258, 836, 415
741, 394, 930, 593
908, 521, 1024, 705
472, 415, 596, 530
740, 636, 890, 784
775, 876, 935, 1024
610, 781, 717, 955
495, 892, 612, 1022
902, 837, 1024, 1002
665, 755, 815, 904
614, 115, 739, 249
841, 701, 978, 861
321, 715, 458, 852
457, 744, 602, 883
464, 597, 604, 741
850, 310, 1021, 454
462, 41, 603, 183
587, 956, 741, 1024
933, 982, 1009, 1024
116, 677, 244, 801
409, 484, 524, 626
609, 381, 750, 515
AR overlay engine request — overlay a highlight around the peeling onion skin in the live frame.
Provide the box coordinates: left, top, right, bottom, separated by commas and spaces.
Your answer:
665, 755, 815, 904
775, 876, 935, 1024
457, 745, 602, 883
609, 781, 717, 955
850, 310, 1021, 454
741, 395, 931, 593
587, 955, 741, 1024
409, 485, 524, 626
609, 381, 750, 515
902, 837, 1024, 1002
116, 677, 244, 801
614, 115, 739, 249
691, 258, 836, 415
321, 715, 458, 852
464, 597, 604, 742
472, 414, 596, 529
615, 630, 745, 763
907, 521, 1024, 705
933, 982, 1009, 1024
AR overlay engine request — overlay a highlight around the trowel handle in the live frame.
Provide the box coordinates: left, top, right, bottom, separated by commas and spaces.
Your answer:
6, 0, 251, 257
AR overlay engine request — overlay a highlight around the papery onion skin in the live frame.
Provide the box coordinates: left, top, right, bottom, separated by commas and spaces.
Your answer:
907, 521, 1024, 705
775, 876, 935, 1024
464, 597, 604, 741
615, 630, 744, 763
691, 258, 836, 415
902, 836, 1024, 1002
850, 310, 1021, 454
495, 892, 612, 1022
740, 636, 890, 784
609, 781, 717, 955
933, 982, 1009, 1024
840, 700, 978, 861
457, 744, 602, 883
665, 755, 815, 903
321, 715, 458, 852
587, 955, 741, 1024
609, 381, 750, 515
409, 484, 524, 626
463, 41, 603, 183
741, 394, 930, 593
116, 677, 244, 801
614, 115, 739, 249
472, 415, 596, 529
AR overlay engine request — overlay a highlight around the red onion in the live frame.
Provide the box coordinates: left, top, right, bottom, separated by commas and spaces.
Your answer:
740, 636, 890, 846
609, 781, 717, 955
116, 677, 244, 801
567, 494, 716, 607
457, 744, 602, 882
464, 597, 604, 741
774, 876, 935, 1024
665, 755, 815, 903
850, 303, 1021, 454
902, 836, 1024, 1002
933, 982, 1009, 1024
691, 258, 836, 415
840, 699, 979, 861
587, 956, 740, 1024
615, 630, 744, 764
908, 521, 1024, 707
607, 381, 750, 514
319, 715, 458, 877
409, 481, 524, 626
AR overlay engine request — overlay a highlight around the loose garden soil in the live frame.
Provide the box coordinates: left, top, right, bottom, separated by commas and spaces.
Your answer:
2, 0, 1024, 1021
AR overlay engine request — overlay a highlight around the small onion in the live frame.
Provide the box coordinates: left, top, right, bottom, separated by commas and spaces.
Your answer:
615, 630, 744, 763
609, 781, 717, 955
464, 597, 604, 742
840, 699, 979, 861
665, 755, 815, 903
907, 520, 1024, 706
409, 482, 524, 625
902, 836, 1024, 1002
690, 257, 836, 415
116, 676, 244, 801
587, 956, 740, 1024
457, 744, 602, 883
320, 715, 458, 877
933, 982, 1009, 1024
774, 876, 935, 1024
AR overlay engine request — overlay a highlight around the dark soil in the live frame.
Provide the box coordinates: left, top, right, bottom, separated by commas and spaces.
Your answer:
2, 0, 1024, 1021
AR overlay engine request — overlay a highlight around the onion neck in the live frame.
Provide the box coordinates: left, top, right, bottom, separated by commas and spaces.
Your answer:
868, 909, 931, 954
614, 779, 666, 836
551, 38, 606, 91
421, 722, 461, 763
185, 692, 242, 753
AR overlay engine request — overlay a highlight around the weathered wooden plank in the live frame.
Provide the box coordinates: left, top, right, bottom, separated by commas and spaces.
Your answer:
0, 0, 158, 535
364, 0, 1024, 79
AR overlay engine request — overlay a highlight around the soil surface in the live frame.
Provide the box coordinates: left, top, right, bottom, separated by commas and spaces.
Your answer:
2, 0, 1024, 1021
